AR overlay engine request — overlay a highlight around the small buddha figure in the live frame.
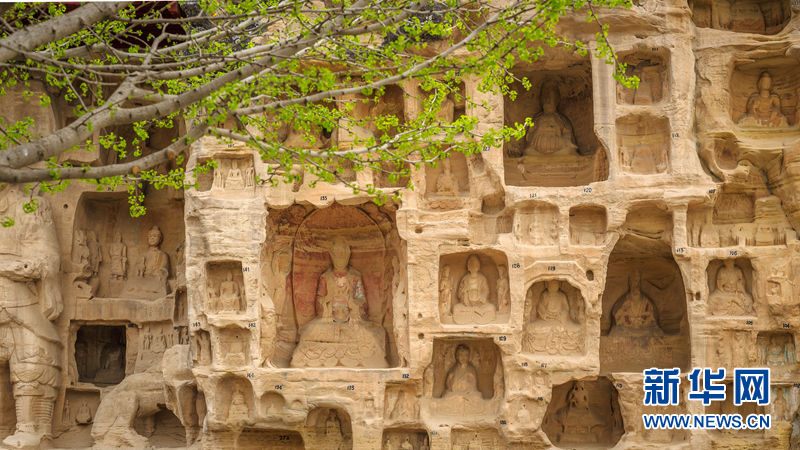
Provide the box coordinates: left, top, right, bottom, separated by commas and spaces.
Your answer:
444, 344, 481, 398
738, 72, 788, 127
452, 255, 497, 324
109, 232, 128, 280
439, 264, 453, 318
537, 280, 570, 324
225, 165, 245, 190
75, 400, 92, 425
708, 260, 753, 315
324, 409, 342, 438
290, 237, 388, 368
130, 225, 170, 298
524, 79, 579, 157
212, 167, 224, 189
763, 335, 793, 367
218, 270, 242, 312
496, 266, 510, 313
228, 389, 249, 421
609, 271, 661, 336
435, 158, 458, 195
549, 381, 608, 445
515, 402, 532, 429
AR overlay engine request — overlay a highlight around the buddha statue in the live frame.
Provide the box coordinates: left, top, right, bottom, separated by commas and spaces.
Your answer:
75, 401, 92, 425
109, 232, 128, 280
496, 266, 510, 313
228, 389, 249, 422
217, 270, 242, 312
537, 280, 570, 324
126, 225, 170, 298
708, 260, 753, 315
444, 344, 481, 399
435, 158, 458, 195
738, 72, 788, 127
290, 237, 388, 368
548, 381, 609, 445
608, 271, 662, 336
225, 165, 245, 190
439, 264, 453, 318
524, 79, 579, 157
763, 335, 793, 368
452, 254, 497, 324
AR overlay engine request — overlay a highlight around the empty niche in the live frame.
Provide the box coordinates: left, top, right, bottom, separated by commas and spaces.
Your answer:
237, 429, 304, 449
503, 59, 608, 187
132, 408, 185, 448
623, 204, 673, 241
522, 280, 586, 355
730, 58, 800, 128
569, 205, 607, 246
216, 376, 255, 425
541, 378, 625, 448
205, 261, 245, 314
384, 385, 420, 425
438, 250, 510, 325
424, 152, 469, 209
305, 407, 352, 450
690, 0, 791, 35
513, 202, 559, 246
212, 326, 250, 368
423, 339, 503, 417
451, 428, 504, 449
758, 331, 798, 378
382, 429, 429, 450
74, 325, 126, 385
72, 192, 182, 300
600, 236, 690, 373
707, 259, 755, 316
617, 50, 668, 105
616, 115, 670, 175
209, 154, 256, 193
260, 392, 287, 419
55, 390, 101, 447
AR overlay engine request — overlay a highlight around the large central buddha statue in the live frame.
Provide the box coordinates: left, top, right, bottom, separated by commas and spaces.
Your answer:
290, 237, 388, 368
608, 271, 662, 337
738, 71, 788, 127
524, 79, 579, 157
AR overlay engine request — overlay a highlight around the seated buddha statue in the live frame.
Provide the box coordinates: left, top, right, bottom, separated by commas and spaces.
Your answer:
443, 344, 481, 400
537, 280, 570, 324
608, 271, 662, 337
290, 237, 388, 368
549, 381, 609, 445
523, 79, 579, 157
452, 254, 497, 324
738, 72, 788, 127
708, 260, 753, 315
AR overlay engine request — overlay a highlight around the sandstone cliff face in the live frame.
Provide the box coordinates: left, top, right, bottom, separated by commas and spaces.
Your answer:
2, 1, 800, 449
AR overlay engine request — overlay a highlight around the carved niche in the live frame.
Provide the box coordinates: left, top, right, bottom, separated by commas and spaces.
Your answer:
422, 339, 503, 417
74, 325, 127, 386
542, 378, 624, 448
423, 152, 470, 210
569, 205, 607, 246
450, 428, 504, 450
730, 59, 800, 128
706, 259, 755, 316
706, 329, 759, 369
58, 390, 100, 440
690, 193, 794, 247
690, 0, 791, 35
438, 251, 510, 325
384, 385, 420, 426
305, 407, 353, 450
600, 236, 690, 373
203, 154, 256, 194
205, 261, 246, 314
504, 56, 608, 187
616, 115, 670, 175
212, 326, 250, 369
758, 331, 798, 379
381, 429, 429, 450
264, 203, 403, 368
215, 376, 255, 426
522, 280, 586, 355
617, 50, 668, 105
514, 202, 559, 246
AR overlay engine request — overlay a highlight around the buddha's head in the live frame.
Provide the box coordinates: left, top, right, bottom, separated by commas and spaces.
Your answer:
455, 343, 471, 365
546, 279, 560, 293
466, 254, 481, 274
540, 79, 561, 114
758, 72, 772, 92
114, 231, 123, 243
147, 226, 163, 247
226, 270, 234, 282
329, 236, 351, 271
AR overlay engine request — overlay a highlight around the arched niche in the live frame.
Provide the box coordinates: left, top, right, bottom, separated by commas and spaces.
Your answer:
522, 279, 586, 355
616, 49, 669, 105
707, 258, 755, 316
215, 376, 255, 426
503, 54, 608, 187
600, 236, 690, 373
266, 203, 402, 368
304, 407, 352, 450
541, 378, 624, 448
438, 250, 510, 325
690, 0, 791, 35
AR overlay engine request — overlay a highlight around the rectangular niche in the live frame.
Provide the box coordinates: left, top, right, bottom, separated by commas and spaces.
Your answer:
451, 428, 503, 449
503, 55, 608, 187
707, 259, 755, 316
438, 250, 510, 325
690, 0, 791, 35
72, 193, 183, 301
617, 49, 669, 105
213, 326, 250, 368
616, 115, 670, 174
730, 58, 800, 128
74, 325, 127, 385
758, 331, 797, 379
523, 279, 586, 355
424, 152, 469, 209
513, 202, 559, 246
569, 205, 607, 246
205, 261, 246, 314
542, 378, 624, 448
55, 389, 101, 447
382, 429, 429, 450
209, 154, 256, 194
